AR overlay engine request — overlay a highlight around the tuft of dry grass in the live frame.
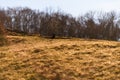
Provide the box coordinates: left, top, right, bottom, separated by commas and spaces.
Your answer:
0, 35, 120, 80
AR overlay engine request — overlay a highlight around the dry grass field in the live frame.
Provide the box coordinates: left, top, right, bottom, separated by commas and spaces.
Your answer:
0, 35, 120, 80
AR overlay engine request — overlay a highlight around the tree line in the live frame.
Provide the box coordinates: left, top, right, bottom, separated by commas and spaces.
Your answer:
0, 7, 120, 40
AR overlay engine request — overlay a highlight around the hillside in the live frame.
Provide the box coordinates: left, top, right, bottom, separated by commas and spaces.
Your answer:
0, 35, 120, 80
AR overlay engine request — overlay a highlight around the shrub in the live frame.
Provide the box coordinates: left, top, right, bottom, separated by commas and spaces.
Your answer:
0, 35, 7, 46
0, 25, 7, 46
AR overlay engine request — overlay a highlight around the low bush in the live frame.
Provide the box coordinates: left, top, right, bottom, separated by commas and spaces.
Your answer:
0, 25, 7, 46
0, 35, 7, 46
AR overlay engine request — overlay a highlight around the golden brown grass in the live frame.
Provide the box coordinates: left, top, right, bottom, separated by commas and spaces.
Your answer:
0, 35, 120, 80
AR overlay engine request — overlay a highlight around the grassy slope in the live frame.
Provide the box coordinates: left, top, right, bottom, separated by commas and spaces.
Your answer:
0, 35, 120, 80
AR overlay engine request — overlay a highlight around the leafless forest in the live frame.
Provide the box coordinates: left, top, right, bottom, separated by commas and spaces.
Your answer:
0, 7, 120, 41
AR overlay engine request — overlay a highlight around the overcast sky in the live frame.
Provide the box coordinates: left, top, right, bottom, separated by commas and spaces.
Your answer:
0, 0, 120, 17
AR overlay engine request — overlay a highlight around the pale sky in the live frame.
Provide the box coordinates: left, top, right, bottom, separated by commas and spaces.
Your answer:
0, 0, 120, 17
